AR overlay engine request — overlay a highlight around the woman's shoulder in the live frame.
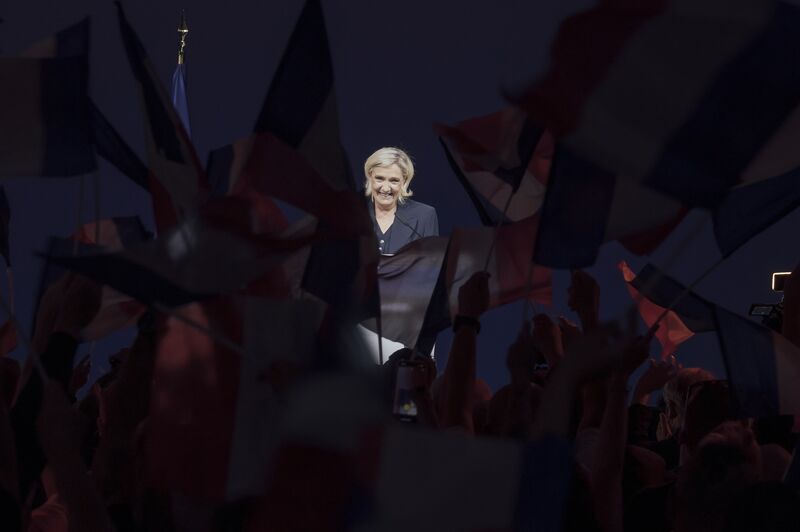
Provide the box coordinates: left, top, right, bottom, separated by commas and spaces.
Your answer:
399, 199, 437, 217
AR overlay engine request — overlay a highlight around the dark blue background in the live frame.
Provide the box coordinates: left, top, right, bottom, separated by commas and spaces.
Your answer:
1, 0, 797, 391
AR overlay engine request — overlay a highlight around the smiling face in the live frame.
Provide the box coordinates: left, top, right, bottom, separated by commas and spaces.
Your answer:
370, 164, 405, 210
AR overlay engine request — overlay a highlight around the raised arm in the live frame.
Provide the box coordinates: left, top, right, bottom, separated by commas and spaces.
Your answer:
10, 274, 101, 497
591, 336, 649, 532
439, 272, 489, 431
36, 381, 113, 532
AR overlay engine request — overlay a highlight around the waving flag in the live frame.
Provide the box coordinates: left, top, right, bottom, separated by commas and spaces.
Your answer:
436, 108, 550, 225
446, 215, 552, 316
533, 145, 686, 268
712, 166, 800, 257
252, 0, 354, 194
358, 427, 572, 532
48, 212, 315, 308
621, 262, 800, 417
619, 260, 695, 356
0, 187, 10, 267
514, 0, 800, 208
619, 263, 717, 334
37, 217, 150, 341
252, 0, 376, 316
0, 320, 17, 358
536, 145, 800, 269
171, 63, 191, 137
0, 19, 95, 176
716, 307, 800, 418
116, 3, 207, 232
90, 100, 149, 190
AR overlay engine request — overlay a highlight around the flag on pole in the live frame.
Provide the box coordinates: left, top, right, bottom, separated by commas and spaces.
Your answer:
37, 217, 150, 341
249, 0, 377, 317
252, 0, 355, 194
0, 186, 11, 267
512, 0, 800, 208
619, 262, 717, 334
0, 18, 96, 177
46, 210, 315, 309
446, 215, 552, 316
116, 3, 208, 232
715, 306, 800, 418
89, 100, 149, 191
436, 108, 549, 225
0, 320, 17, 358
712, 165, 800, 257
171, 11, 191, 137
620, 262, 800, 418
619, 260, 695, 356
533, 145, 686, 268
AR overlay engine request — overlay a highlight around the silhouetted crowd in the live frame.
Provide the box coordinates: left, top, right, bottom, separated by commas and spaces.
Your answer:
0, 262, 798, 532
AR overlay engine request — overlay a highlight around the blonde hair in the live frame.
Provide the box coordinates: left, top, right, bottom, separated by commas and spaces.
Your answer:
363, 147, 415, 204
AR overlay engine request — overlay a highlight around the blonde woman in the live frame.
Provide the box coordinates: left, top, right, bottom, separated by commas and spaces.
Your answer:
364, 147, 438, 254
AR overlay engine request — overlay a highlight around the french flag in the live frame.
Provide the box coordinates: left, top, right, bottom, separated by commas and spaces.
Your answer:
536, 146, 800, 268
0, 19, 95, 177
621, 262, 800, 417
618, 262, 717, 334
350, 426, 573, 532
47, 206, 316, 309
207, 132, 370, 235
0, 320, 17, 358
533, 145, 686, 268
89, 100, 149, 191
446, 215, 552, 316
619, 260, 695, 356
116, 3, 208, 232
715, 307, 800, 418
37, 217, 150, 342
712, 165, 800, 257
0, 186, 10, 267
207, 0, 370, 237
513, 0, 800, 208
436, 108, 551, 225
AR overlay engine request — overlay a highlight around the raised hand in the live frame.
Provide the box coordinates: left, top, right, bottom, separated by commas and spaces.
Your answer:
506, 323, 536, 388
557, 316, 581, 350
68, 354, 91, 397
52, 274, 103, 340
532, 313, 564, 367
567, 270, 600, 331
632, 355, 681, 405
36, 380, 85, 465
457, 271, 490, 319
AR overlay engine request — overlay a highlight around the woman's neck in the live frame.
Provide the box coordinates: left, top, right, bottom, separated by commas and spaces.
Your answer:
374, 203, 397, 216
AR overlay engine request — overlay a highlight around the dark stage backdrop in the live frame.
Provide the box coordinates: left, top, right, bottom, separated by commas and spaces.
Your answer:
1, 0, 798, 391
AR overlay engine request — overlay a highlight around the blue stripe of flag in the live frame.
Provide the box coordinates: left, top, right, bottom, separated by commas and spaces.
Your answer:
532, 145, 615, 268
712, 166, 800, 257
171, 63, 192, 138
646, 1, 800, 207
253, 0, 333, 145
714, 306, 781, 418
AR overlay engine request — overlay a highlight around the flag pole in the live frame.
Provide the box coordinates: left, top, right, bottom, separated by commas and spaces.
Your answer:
623, 214, 713, 336
482, 189, 515, 272
92, 171, 101, 243
649, 253, 728, 333
521, 219, 541, 323
177, 10, 188, 65
73, 175, 85, 256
